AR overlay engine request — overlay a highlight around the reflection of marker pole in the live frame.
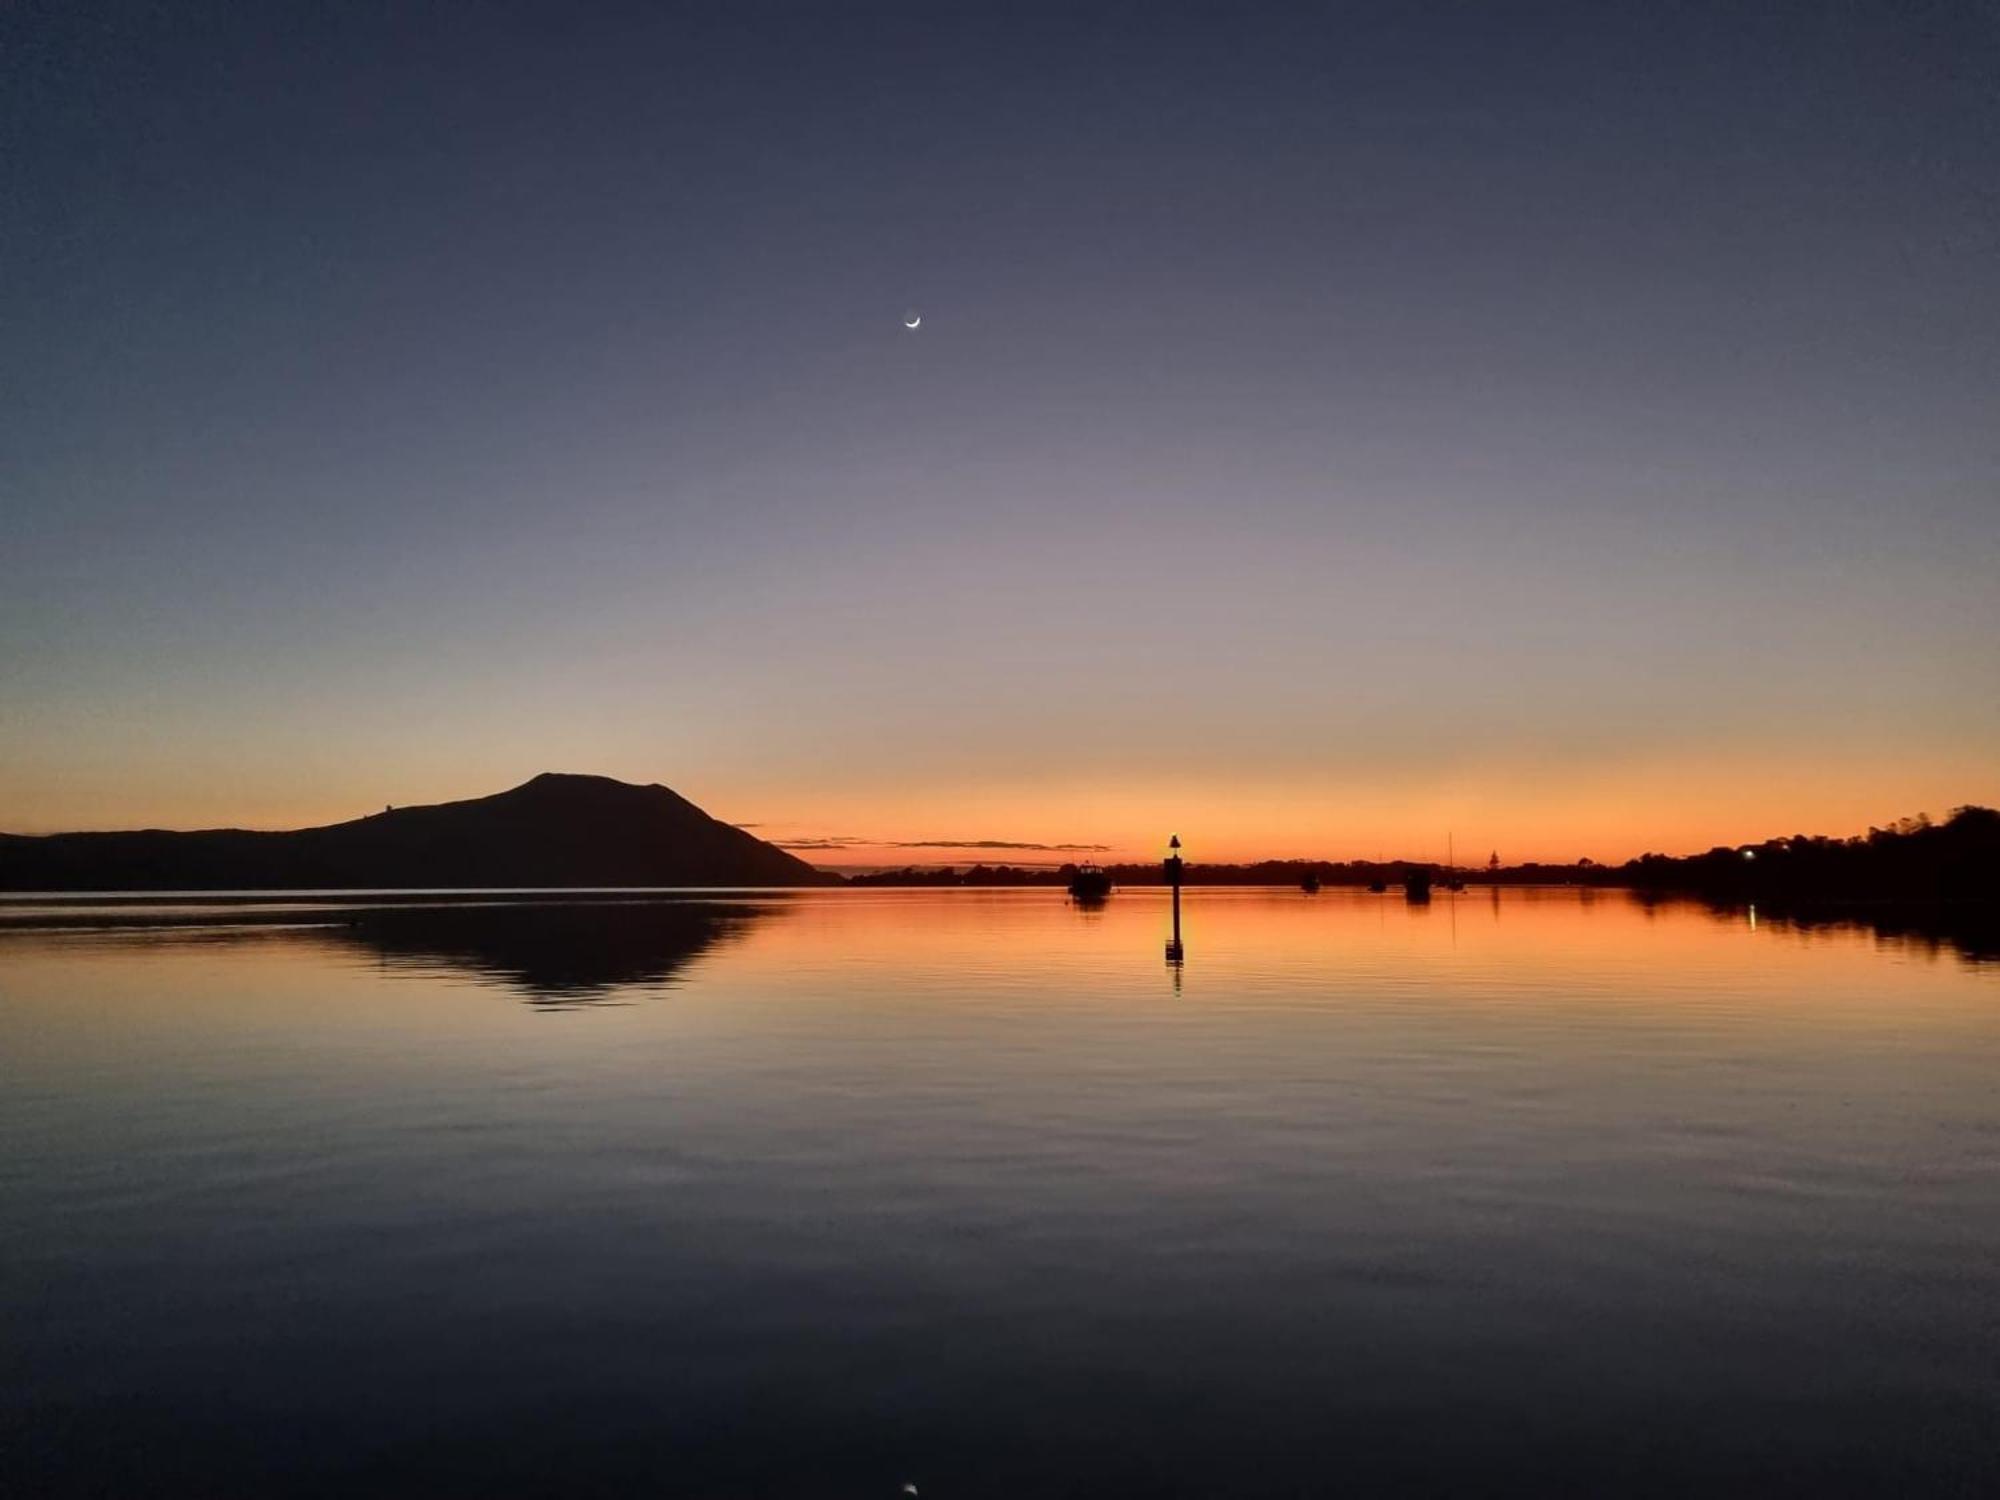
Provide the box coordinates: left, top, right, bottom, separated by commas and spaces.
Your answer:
1164, 833, 1185, 965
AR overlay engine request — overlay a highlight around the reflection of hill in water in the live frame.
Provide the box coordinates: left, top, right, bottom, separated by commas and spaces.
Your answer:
333, 899, 779, 1008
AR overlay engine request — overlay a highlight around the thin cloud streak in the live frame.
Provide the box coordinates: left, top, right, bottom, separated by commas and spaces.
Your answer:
771, 836, 1112, 853
892, 839, 1112, 852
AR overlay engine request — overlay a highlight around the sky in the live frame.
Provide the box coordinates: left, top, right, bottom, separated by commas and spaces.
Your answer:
3, 0, 1996, 864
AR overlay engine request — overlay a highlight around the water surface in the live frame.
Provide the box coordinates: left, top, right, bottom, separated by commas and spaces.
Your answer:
3, 888, 1996, 1497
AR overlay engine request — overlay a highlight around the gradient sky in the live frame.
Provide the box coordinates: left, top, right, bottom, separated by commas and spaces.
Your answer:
4, 0, 1996, 863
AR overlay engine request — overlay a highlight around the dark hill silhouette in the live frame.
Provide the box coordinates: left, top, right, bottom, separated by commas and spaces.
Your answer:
0, 773, 838, 891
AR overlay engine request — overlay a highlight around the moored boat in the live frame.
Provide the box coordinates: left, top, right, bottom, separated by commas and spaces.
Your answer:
1067, 863, 1113, 902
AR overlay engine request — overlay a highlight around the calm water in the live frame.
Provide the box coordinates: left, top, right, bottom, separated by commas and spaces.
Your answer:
3, 888, 1996, 1497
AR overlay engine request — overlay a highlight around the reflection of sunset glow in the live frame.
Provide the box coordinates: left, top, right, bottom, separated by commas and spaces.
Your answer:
8, 890, 1990, 1051
643, 888, 1995, 1019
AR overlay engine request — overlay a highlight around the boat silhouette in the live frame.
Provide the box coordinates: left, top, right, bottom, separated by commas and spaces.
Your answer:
1067, 863, 1113, 902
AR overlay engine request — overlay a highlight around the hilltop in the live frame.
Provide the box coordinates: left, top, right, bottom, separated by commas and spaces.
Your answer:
0, 773, 839, 891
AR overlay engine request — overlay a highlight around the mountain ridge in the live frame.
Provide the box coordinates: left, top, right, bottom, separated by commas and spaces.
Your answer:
0, 773, 839, 890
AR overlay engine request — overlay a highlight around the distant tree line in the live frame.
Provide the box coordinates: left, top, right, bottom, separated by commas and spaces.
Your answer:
844, 807, 2000, 901
847, 864, 1059, 886
848, 859, 1443, 887
1622, 805, 1999, 902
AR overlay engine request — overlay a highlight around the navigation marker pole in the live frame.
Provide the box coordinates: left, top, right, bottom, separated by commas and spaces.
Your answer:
1164, 834, 1185, 974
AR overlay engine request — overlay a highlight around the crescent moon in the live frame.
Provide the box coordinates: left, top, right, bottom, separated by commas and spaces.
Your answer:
903, 314, 921, 329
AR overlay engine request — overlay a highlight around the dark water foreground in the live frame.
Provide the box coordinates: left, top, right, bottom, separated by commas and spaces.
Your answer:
3, 888, 1995, 1497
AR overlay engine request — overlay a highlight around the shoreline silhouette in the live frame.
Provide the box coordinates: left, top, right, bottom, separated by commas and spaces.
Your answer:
1, 772, 1992, 908
848, 804, 1999, 900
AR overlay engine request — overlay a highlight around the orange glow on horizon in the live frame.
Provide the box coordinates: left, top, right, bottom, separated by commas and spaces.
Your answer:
733, 745, 1998, 869
2, 743, 1991, 869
